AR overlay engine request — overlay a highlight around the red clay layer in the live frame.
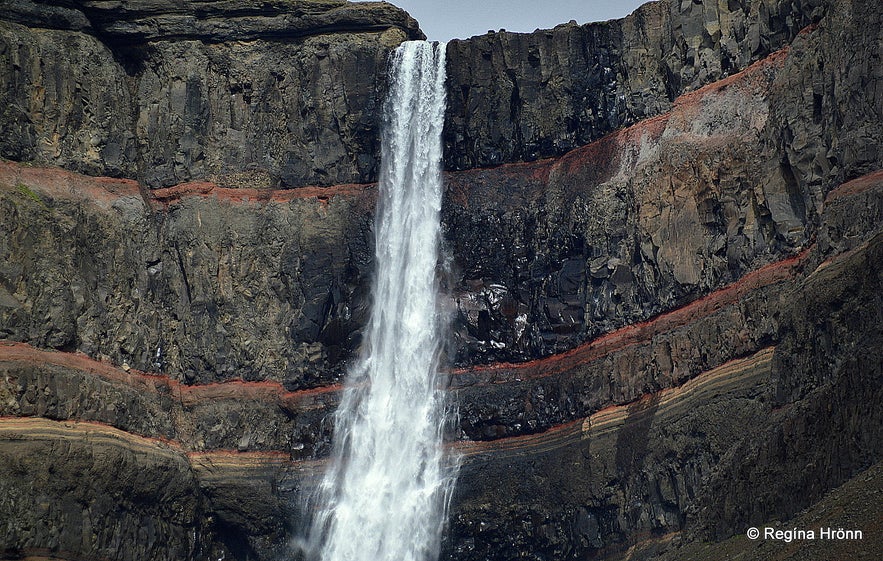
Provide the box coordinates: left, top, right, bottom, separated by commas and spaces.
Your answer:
0, 160, 376, 209
0, 160, 140, 208
150, 180, 376, 206
4, 37, 873, 408
5, 155, 878, 405
824, 169, 883, 203
0, 244, 808, 402
0, 347, 777, 460
450, 247, 811, 386
444, 41, 792, 212
0, 341, 341, 409
0, 350, 774, 464
1, 44, 792, 214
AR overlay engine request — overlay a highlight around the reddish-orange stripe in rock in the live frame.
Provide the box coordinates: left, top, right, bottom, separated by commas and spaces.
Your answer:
824, 169, 883, 203
150, 180, 376, 206
0, 341, 341, 408
451, 248, 809, 386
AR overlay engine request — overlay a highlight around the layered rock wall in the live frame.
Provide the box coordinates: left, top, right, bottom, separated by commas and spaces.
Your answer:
443, 0, 828, 169
0, 0, 422, 187
445, 0, 882, 364
0, 0, 845, 187
0, 164, 375, 387
4, 0, 880, 383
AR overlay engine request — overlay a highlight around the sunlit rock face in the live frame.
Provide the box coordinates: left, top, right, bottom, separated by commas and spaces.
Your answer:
0, 0, 881, 560
0, 0, 423, 188
441, 0, 828, 171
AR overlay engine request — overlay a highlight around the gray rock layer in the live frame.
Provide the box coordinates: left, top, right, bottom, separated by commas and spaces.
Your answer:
443, 0, 828, 169
1, 0, 880, 387
0, 0, 841, 188
0, 0, 421, 188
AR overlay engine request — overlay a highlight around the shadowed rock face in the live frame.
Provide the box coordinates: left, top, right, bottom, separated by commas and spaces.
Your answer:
0, 0, 881, 560
0, 164, 376, 388
0, 0, 422, 188
442, 0, 829, 170
0, 0, 833, 189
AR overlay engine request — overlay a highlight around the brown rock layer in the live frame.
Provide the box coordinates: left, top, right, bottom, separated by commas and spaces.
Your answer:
0, 0, 422, 188
443, 0, 829, 170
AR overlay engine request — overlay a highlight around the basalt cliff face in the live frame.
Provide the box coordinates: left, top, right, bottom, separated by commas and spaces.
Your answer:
0, 1, 881, 560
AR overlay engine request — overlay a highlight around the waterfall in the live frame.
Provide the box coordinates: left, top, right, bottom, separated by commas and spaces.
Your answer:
304, 41, 456, 561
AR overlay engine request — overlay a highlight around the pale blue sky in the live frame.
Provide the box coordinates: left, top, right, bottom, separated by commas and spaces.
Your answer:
374, 0, 651, 41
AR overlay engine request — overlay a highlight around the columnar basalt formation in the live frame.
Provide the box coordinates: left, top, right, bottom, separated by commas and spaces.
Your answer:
1, 0, 422, 188
1, 170, 880, 559
442, 0, 829, 170
0, 0, 881, 560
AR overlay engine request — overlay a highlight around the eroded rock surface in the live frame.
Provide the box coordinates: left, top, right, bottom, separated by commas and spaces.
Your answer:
445, 0, 882, 364
443, 0, 829, 170
0, 166, 374, 387
0, 0, 421, 188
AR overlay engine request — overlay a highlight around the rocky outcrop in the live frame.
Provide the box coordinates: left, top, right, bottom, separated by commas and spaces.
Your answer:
0, 341, 338, 455
447, 228, 882, 560
0, 0, 421, 188
0, 416, 302, 560
0, 418, 205, 561
0, 0, 856, 188
0, 162, 375, 388
0, 170, 879, 560
443, 0, 828, 170
4, 0, 879, 386
5, 0, 423, 42
445, 0, 883, 364
620, 460, 883, 561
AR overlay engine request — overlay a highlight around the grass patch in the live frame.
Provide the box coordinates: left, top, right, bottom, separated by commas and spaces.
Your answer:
15, 182, 49, 210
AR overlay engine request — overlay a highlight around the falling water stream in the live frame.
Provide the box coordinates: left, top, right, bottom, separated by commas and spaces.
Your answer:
305, 41, 456, 561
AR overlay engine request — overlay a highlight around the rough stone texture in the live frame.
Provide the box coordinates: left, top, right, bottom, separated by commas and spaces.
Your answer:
0, 0, 422, 188
616, 460, 883, 561
4, 0, 422, 42
0, 166, 375, 388
443, 61, 785, 365
0, 344, 339, 457
0, 174, 878, 561
444, 229, 883, 561
0, 22, 137, 177
444, 0, 882, 365
2, 0, 879, 380
0, 417, 300, 561
443, 0, 829, 170
6, 0, 880, 386
761, 0, 883, 223
0, 419, 207, 561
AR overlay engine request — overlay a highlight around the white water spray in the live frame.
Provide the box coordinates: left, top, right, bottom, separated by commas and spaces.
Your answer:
304, 41, 456, 561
